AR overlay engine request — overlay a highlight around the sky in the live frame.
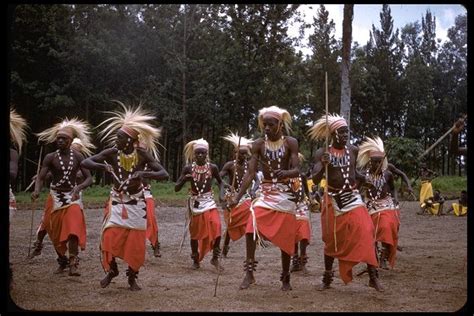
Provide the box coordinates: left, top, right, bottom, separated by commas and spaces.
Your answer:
290, 4, 467, 56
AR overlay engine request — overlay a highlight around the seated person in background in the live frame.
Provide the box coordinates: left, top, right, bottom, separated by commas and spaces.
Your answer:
446, 190, 467, 216
419, 189, 445, 216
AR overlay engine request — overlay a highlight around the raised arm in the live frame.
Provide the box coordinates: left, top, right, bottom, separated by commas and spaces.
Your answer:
387, 163, 413, 194
211, 163, 226, 202
175, 165, 192, 192
31, 153, 53, 201
232, 143, 258, 204
275, 137, 300, 179
81, 148, 116, 172
132, 149, 169, 182
386, 170, 398, 206
311, 148, 325, 185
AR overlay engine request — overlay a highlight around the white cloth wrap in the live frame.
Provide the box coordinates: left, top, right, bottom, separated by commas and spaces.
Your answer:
9, 185, 16, 221
103, 189, 147, 230
295, 201, 310, 221
143, 186, 153, 199
49, 188, 83, 213
188, 191, 217, 216
327, 189, 365, 217
249, 182, 296, 244
367, 196, 398, 215
252, 183, 296, 214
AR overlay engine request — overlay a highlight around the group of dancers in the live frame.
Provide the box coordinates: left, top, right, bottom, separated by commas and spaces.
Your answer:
8, 103, 423, 292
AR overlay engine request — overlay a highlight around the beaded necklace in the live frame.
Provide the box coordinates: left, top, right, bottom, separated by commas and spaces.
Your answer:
118, 149, 138, 172
329, 145, 351, 195
264, 135, 285, 187
116, 149, 137, 192
192, 161, 211, 196
52, 149, 74, 188
366, 169, 386, 201
233, 159, 248, 192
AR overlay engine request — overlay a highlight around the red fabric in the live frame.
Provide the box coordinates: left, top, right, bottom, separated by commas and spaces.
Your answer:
320, 199, 378, 284
37, 194, 54, 232
101, 202, 146, 272
145, 197, 159, 247
224, 199, 252, 241
295, 219, 311, 243
46, 198, 87, 256
189, 208, 222, 262
245, 206, 297, 256
371, 209, 400, 268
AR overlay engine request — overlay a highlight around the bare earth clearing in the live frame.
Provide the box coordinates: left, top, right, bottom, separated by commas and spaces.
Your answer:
9, 200, 468, 312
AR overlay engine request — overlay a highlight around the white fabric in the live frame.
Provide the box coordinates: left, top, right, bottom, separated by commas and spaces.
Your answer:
9, 185, 16, 221
327, 189, 365, 217
295, 201, 310, 221
49, 189, 83, 213
188, 191, 217, 215
103, 189, 147, 230
367, 195, 398, 215
252, 183, 296, 214
143, 186, 153, 199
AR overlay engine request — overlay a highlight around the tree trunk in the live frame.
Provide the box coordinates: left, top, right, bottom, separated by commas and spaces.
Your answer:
182, 5, 187, 146
340, 4, 353, 132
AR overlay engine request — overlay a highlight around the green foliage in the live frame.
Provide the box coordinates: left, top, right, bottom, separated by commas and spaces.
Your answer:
385, 137, 423, 178
9, 4, 467, 187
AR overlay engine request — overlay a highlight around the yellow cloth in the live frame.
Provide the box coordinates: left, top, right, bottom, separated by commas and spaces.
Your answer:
307, 179, 314, 191
452, 203, 467, 216
320, 179, 327, 189
419, 181, 433, 205
427, 203, 440, 215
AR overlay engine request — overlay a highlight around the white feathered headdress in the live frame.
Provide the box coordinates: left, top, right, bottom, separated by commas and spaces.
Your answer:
36, 117, 95, 156
222, 132, 253, 155
184, 138, 209, 164
10, 109, 28, 155
307, 113, 348, 141
98, 100, 162, 159
357, 136, 388, 171
258, 105, 292, 135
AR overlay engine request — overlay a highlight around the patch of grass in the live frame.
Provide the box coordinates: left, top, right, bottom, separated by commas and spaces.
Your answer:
397, 175, 467, 200
14, 181, 223, 208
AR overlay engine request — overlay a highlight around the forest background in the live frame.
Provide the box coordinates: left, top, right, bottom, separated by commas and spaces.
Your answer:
8, 4, 467, 189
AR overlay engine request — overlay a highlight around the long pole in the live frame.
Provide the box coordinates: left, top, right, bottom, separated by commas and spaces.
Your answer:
418, 114, 467, 159
28, 145, 43, 258
324, 72, 329, 234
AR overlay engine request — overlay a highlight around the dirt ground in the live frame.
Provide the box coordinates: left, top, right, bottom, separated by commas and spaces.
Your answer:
8, 199, 468, 312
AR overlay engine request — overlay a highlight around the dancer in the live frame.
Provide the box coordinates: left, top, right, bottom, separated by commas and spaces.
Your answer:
357, 136, 400, 270
308, 113, 383, 291
174, 138, 225, 270
31, 119, 95, 277
81, 102, 169, 290
220, 132, 256, 257
228, 105, 300, 291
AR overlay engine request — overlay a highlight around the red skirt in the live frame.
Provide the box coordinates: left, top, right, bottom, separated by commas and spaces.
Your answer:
45, 197, 87, 256
101, 201, 146, 272
371, 209, 400, 268
296, 219, 311, 243
37, 194, 54, 232
145, 197, 159, 247
189, 208, 222, 262
224, 199, 252, 241
321, 199, 378, 284
245, 206, 296, 256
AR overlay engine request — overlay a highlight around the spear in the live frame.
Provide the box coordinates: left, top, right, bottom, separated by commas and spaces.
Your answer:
28, 145, 43, 258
